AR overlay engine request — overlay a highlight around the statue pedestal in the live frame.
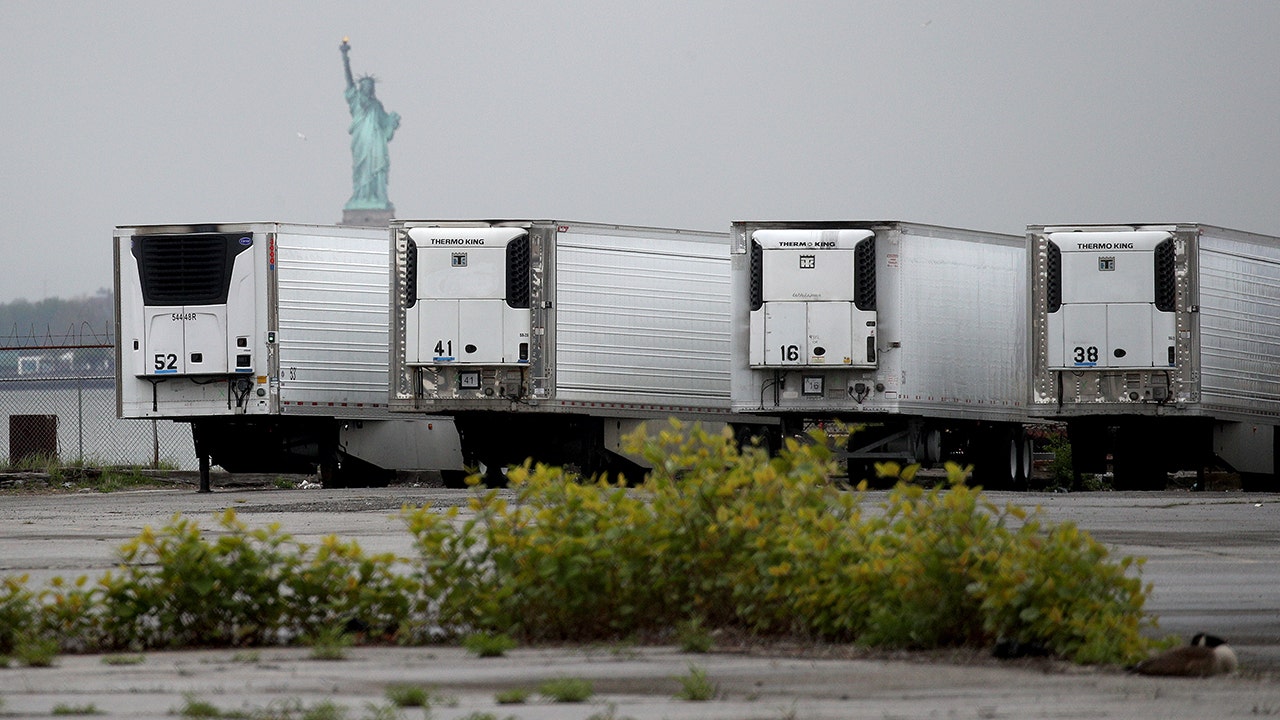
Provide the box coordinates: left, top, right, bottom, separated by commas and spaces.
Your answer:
340, 207, 395, 227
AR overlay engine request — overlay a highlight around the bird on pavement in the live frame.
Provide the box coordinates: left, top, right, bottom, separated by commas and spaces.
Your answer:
1131, 633, 1238, 677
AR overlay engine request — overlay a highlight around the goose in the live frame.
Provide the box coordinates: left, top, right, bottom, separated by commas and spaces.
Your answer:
1132, 633, 1237, 677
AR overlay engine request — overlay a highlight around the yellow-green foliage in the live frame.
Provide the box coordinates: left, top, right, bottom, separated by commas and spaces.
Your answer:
0, 575, 36, 654
2, 420, 1156, 665
401, 421, 1156, 664
36, 509, 415, 650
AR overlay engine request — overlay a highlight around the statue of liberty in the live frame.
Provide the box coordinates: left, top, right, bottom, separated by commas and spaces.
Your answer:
340, 38, 399, 212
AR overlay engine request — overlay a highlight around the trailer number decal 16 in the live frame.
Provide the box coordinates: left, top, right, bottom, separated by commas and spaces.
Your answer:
780, 344, 800, 362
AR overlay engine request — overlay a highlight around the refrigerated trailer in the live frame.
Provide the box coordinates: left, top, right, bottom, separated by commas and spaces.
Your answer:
389, 219, 775, 482
1029, 223, 1280, 490
730, 221, 1033, 486
115, 222, 464, 491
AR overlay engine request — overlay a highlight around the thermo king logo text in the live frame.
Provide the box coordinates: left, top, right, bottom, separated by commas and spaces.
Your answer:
1076, 242, 1135, 250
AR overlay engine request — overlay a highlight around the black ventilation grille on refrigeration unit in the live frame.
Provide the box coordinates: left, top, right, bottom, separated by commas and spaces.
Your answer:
749, 240, 764, 311
854, 236, 876, 311
1154, 238, 1176, 312
131, 233, 249, 306
404, 239, 418, 309
506, 234, 531, 309
1046, 240, 1062, 313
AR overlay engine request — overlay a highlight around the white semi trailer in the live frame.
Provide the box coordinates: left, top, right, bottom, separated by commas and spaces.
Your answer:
729, 220, 1033, 487
389, 219, 774, 483
1028, 223, 1280, 490
115, 222, 464, 491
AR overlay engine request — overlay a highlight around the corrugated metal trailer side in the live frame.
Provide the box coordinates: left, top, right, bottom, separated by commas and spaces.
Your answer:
551, 225, 732, 410
275, 229, 396, 414
1197, 226, 1280, 422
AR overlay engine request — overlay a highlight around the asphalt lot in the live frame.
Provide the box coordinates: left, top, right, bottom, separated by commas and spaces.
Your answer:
1, 485, 1278, 719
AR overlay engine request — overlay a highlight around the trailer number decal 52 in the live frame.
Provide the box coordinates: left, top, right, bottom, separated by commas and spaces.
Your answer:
1073, 346, 1099, 364
154, 353, 178, 372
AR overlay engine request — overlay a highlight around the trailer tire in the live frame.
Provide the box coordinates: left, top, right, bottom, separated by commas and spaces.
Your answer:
1239, 472, 1277, 493
972, 428, 1023, 490
847, 460, 891, 489
441, 470, 471, 489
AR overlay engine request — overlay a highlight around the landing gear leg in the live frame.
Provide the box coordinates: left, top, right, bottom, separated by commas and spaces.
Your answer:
192, 425, 212, 494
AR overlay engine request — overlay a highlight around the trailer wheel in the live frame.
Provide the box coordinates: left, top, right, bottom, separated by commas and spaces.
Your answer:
441, 470, 471, 489
1018, 434, 1034, 486
846, 460, 891, 489
972, 428, 1023, 490
1112, 424, 1168, 490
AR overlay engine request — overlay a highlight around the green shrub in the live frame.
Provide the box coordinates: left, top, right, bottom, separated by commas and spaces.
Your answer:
401, 420, 1156, 664
0, 575, 36, 654
91, 509, 415, 650
0, 420, 1156, 667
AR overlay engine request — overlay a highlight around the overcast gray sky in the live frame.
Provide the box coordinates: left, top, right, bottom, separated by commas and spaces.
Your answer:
3, 0, 1278, 303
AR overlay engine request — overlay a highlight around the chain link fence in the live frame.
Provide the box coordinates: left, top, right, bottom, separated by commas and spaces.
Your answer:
0, 345, 196, 470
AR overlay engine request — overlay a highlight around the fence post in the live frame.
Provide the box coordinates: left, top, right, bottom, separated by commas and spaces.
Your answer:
152, 419, 160, 469
77, 374, 84, 465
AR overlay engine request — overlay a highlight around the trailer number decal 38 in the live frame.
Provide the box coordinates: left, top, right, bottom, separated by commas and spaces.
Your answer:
1073, 346, 1099, 365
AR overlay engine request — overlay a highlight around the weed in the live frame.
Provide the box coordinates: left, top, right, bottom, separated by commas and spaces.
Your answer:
358, 702, 402, 720
494, 687, 530, 704
231, 650, 261, 663
462, 632, 517, 658
14, 632, 58, 667
52, 703, 102, 715
383, 684, 432, 707
254, 698, 347, 720
295, 699, 346, 720
675, 616, 713, 653
538, 677, 594, 703
305, 625, 352, 661
101, 653, 145, 665
174, 694, 227, 718
675, 663, 717, 701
